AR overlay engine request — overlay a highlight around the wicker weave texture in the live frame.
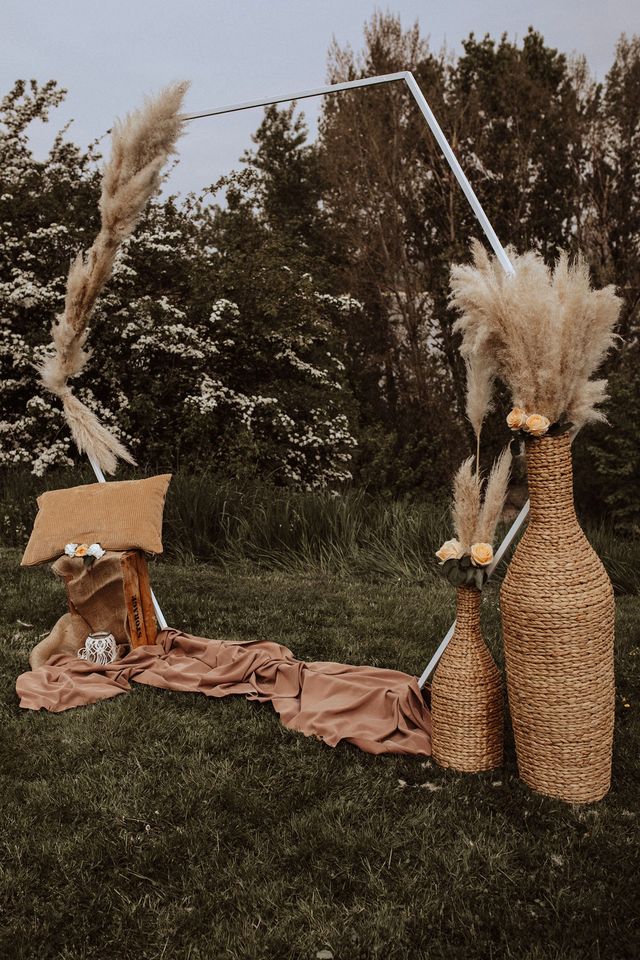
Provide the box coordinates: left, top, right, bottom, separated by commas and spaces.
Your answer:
501, 434, 615, 803
431, 586, 503, 773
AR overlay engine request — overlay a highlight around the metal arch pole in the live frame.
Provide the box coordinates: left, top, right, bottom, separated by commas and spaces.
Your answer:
121, 70, 529, 667
179, 71, 410, 121
181, 71, 515, 279
86, 452, 169, 631
402, 73, 515, 277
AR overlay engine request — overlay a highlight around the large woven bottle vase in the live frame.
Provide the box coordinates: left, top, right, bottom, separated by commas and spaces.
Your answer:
431, 585, 503, 772
500, 433, 615, 803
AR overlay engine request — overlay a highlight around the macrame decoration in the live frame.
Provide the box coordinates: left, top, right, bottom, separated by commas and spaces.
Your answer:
78, 631, 118, 665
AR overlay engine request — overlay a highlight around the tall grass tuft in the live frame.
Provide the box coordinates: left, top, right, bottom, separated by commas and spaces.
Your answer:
1, 467, 637, 591
163, 472, 450, 579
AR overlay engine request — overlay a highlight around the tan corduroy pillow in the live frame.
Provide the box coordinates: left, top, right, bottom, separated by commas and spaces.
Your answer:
21, 474, 172, 567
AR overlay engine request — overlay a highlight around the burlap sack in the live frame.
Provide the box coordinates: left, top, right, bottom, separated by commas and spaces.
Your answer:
29, 551, 158, 669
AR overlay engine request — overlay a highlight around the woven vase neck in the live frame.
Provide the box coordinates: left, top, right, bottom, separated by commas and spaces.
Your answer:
455, 585, 481, 632
525, 433, 576, 523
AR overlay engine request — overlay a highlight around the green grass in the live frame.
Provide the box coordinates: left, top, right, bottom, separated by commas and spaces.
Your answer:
2, 467, 639, 592
1, 548, 639, 960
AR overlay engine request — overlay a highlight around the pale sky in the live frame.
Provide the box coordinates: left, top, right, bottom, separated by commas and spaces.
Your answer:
3, 0, 638, 197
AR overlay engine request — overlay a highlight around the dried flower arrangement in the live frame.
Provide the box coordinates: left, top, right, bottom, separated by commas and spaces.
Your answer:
450, 241, 622, 443
39, 81, 189, 473
431, 446, 509, 774
435, 447, 511, 590
448, 241, 621, 802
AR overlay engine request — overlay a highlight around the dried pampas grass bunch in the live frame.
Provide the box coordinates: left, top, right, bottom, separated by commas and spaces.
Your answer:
450, 241, 622, 435
436, 447, 512, 589
39, 80, 189, 473
452, 447, 512, 550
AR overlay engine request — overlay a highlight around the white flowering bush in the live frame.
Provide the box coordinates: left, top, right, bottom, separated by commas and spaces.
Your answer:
0, 81, 359, 488
0, 81, 109, 474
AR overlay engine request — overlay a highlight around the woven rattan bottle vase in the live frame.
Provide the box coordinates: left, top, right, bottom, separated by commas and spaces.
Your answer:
500, 433, 615, 803
431, 585, 503, 772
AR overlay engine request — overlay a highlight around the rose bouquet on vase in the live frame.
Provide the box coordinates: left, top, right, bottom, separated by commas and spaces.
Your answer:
449, 242, 622, 802
431, 448, 511, 773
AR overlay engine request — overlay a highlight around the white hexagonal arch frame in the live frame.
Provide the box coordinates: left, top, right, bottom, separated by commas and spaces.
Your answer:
89, 73, 530, 683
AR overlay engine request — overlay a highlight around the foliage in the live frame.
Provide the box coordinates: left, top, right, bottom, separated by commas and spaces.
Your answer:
3, 465, 638, 594
1, 20, 640, 514
0, 83, 358, 489
320, 18, 640, 498
588, 350, 640, 534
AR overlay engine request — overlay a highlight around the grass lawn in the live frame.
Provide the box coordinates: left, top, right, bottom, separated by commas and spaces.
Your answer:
1, 547, 639, 960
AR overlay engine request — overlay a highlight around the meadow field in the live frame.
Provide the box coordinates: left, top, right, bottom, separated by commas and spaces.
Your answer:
1, 476, 639, 959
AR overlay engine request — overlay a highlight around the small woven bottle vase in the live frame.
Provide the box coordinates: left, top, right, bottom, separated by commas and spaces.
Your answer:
500, 434, 615, 803
431, 585, 503, 772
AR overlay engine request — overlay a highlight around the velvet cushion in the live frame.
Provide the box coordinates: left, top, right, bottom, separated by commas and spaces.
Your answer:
21, 474, 171, 566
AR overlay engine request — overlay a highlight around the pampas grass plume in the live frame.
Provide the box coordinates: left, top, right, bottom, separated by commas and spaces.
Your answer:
39, 80, 189, 472
450, 242, 622, 432
476, 446, 512, 544
451, 448, 512, 549
452, 457, 482, 550
465, 355, 494, 442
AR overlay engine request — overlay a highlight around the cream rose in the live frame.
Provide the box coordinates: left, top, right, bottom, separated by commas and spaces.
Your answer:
435, 538, 464, 564
524, 413, 551, 437
506, 407, 527, 430
470, 542, 494, 567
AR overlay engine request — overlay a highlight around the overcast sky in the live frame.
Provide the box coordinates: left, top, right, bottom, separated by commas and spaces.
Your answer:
3, 0, 638, 197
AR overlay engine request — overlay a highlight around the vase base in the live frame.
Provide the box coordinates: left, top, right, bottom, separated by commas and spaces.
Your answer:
433, 750, 503, 775
518, 772, 610, 804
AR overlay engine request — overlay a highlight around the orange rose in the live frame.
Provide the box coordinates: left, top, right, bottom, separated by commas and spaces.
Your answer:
524, 413, 551, 437
75, 544, 89, 557
506, 407, 527, 430
470, 542, 493, 567
435, 538, 464, 564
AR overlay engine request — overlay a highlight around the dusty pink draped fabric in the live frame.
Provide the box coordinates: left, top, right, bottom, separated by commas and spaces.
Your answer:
16, 630, 431, 756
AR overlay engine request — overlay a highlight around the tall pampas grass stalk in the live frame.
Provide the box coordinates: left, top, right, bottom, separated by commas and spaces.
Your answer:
39, 81, 189, 474
437, 447, 512, 589
450, 241, 622, 434
452, 448, 512, 550
465, 355, 495, 467
452, 457, 482, 551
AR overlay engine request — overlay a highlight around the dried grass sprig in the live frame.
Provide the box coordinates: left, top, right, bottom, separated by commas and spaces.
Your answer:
465, 355, 494, 440
452, 457, 482, 550
452, 448, 512, 549
476, 446, 512, 544
438, 448, 512, 589
465, 354, 495, 466
39, 80, 189, 473
450, 241, 622, 433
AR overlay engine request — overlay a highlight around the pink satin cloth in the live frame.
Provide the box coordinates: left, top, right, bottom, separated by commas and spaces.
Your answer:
16, 629, 432, 756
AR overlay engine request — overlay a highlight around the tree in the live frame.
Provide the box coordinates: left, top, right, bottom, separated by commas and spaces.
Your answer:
586, 352, 640, 534
578, 37, 640, 529
241, 103, 328, 263
0, 80, 107, 474
3, 21, 638, 516
319, 15, 611, 494
0, 83, 358, 489
319, 15, 468, 492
